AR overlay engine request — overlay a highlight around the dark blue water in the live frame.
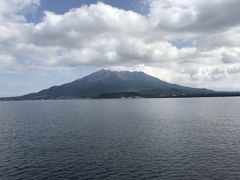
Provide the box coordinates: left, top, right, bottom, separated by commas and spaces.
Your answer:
0, 98, 240, 179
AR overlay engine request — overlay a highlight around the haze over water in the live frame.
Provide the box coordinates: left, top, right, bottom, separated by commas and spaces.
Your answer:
0, 97, 240, 179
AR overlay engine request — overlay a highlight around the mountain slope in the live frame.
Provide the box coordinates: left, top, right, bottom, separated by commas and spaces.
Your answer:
17, 69, 215, 99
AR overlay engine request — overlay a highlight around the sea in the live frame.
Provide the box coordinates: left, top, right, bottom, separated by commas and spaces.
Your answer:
0, 97, 240, 179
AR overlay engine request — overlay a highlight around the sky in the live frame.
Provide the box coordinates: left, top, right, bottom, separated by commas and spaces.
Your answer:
0, 0, 240, 97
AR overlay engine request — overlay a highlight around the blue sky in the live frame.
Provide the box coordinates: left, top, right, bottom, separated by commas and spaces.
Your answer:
0, 0, 240, 97
27, 0, 147, 22
41, 0, 146, 14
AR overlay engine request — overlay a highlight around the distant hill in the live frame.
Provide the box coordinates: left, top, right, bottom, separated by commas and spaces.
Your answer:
1, 70, 240, 100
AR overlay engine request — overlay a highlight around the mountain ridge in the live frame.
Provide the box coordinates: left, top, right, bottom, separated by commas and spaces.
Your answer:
1, 69, 240, 100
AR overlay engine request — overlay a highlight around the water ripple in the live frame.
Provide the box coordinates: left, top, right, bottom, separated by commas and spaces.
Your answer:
0, 98, 240, 179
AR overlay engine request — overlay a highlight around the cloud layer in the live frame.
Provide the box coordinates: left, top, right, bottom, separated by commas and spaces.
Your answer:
0, 0, 240, 90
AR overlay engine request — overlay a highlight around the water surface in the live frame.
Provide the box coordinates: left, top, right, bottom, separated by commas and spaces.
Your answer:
0, 97, 240, 179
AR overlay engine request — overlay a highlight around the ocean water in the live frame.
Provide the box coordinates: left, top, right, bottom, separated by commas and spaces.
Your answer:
0, 97, 240, 180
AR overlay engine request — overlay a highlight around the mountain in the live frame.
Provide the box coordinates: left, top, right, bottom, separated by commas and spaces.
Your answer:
1, 69, 240, 100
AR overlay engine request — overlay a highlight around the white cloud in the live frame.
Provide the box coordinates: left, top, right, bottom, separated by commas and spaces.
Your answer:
0, 0, 40, 15
0, 0, 240, 90
148, 0, 240, 32
0, 54, 16, 69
